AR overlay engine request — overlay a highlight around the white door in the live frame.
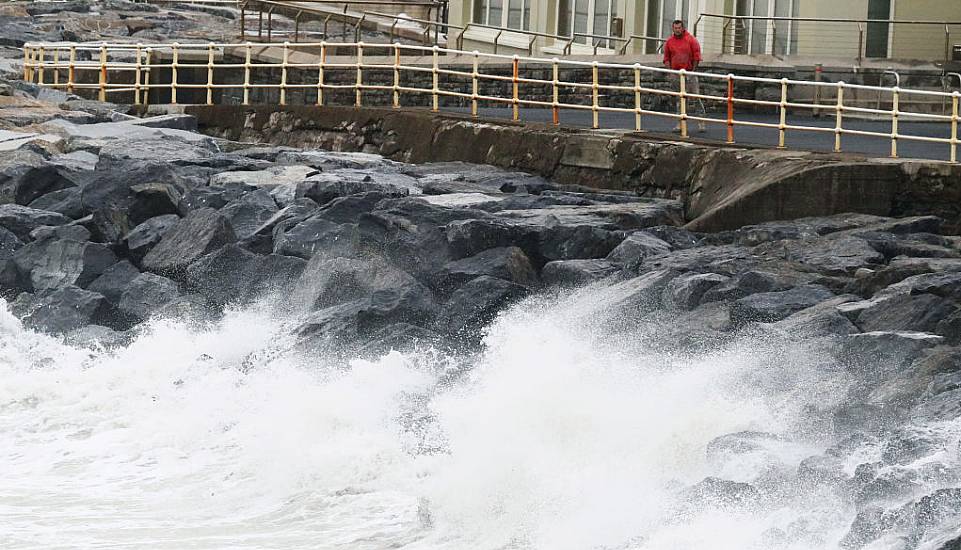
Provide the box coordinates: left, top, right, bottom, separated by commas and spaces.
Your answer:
557, 0, 624, 47
736, 0, 797, 55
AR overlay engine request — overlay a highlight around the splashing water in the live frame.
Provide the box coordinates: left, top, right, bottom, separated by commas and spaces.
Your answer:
1, 280, 958, 550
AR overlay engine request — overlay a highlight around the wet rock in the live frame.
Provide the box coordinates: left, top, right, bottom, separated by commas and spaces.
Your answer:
855, 293, 959, 334
353, 323, 443, 357
177, 185, 250, 214
770, 295, 861, 336
128, 182, 184, 224
837, 331, 944, 376
435, 276, 529, 340
731, 284, 835, 324
606, 231, 671, 267
87, 260, 141, 307
27, 187, 84, 219
117, 273, 183, 321
13, 238, 117, 291
220, 189, 279, 239
313, 192, 392, 224
295, 171, 409, 206
663, 272, 729, 310
294, 255, 417, 310
0, 227, 23, 260
142, 208, 236, 277
762, 236, 885, 276
538, 225, 625, 262
186, 244, 307, 307
0, 204, 71, 240
63, 325, 131, 349
86, 207, 132, 244
445, 218, 529, 260
11, 164, 78, 206
682, 477, 761, 510
272, 216, 355, 259
209, 164, 316, 188
434, 246, 537, 291
541, 259, 618, 286
797, 454, 848, 488
10, 286, 112, 334
122, 214, 180, 264
29, 224, 91, 242
877, 271, 961, 301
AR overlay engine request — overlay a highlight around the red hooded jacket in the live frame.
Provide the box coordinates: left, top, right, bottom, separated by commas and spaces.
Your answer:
663, 31, 702, 71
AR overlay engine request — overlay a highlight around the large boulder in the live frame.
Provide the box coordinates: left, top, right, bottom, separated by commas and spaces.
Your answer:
28, 187, 84, 219
295, 171, 409, 206
142, 208, 236, 277
0, 204, 71, 240
855, 293, 959, 334
435, 275, 528, 340
434, 246, 537, 291
730, 284, 836, 324
127, 182, 184, 224
293, 255, 418, 311
10, 286, 113, 333
0, 227, 23, 260
122, 214, 181, 264
13, 238, 117, 291
87, 260, 142, 307
272, 216, 356, 259
220, 189, 279, 239
606, 231, 671, 267
11, 164, 79, 206
701, 270, 794, 305
117, 273, 183, 321
186, 244, 307, 307
759, 236, 885, 276
541, 259, 618, 286
662, 272, 730, 310
538, 225, 624, 262
177, 185, 250, 214
209, 164, 316, 188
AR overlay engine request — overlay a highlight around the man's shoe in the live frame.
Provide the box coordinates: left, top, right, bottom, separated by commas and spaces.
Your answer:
697, 122, 706, 133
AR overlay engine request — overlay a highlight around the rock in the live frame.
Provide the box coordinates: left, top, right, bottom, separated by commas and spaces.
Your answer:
29, 224, 90, 242
837, 331, 944, 376
11, 164, 78, 206
606, 231, 671, 267
353, 323, 443, 357
118, 273, 183, 321
96, 137, 215, 170
25, 1, 90, 15
13, 238, 117, 291
681, 477, 761, 510
0, 227, 23, 260
295, 171, 409, 206
731, 284, 836, 324
209, 164, 316, 187
87, 260, 142, 307
293, 255, 418, 311
276, 150, 396, 170
122, 214, 181, 263
10, 286, 112, 334
445, 218, 529, 260
220, 189, 279, 239
541, 259, 618, 286
642, 225, 700, 249
177, 185, 250, 214
273, 216, 356, 259
880, 272, 961, 301
434, 247, 537, 291
763, 236, 885, 276
128, 182, 184, 224
186, 244, 307, 307
314, 191, 392, 224
87, 207, 131, 243
662, 272, 729, 310
0, 260, 24, 296
0, 204, 71, 240
769, 295, 861, 336
538, 225, 625, 262
855, 293, 959, 334
141, 208, 236, 277
435, 276, 529, 340
28, 187, 83, 219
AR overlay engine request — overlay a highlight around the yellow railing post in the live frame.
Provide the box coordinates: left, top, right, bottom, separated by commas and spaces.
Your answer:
317, 41, 326, 106
679, 68, 688, 138
134, 43, 142, 105
171, 42, 179, 105
144, 47, 152, 106
355, 41, 363, 107
431, 45, 439, 112
951, 92, 958, 164
551, 58, 559, 126
633, 63, 641, 131
22, 45, 30, 81
37, 45, 45, 86
67, 46, 76, 93
98, 43, 107, 102
52, 48, 60, 88
511, 55, 519, 121
206, 42, 215, 106
280, 41, 289, 106
392, 42, 401, 109
890, 86, 899, 158
834, 81, 844, 153
471, 50, 479, 117
778, 77, 788, 149
591, 61, 599, 129
243, 42, 251, 106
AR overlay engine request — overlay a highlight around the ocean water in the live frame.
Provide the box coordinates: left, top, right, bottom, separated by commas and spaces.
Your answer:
1, 280, 958, 550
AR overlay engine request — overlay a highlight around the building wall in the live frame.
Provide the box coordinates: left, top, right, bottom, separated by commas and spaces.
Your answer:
891, 0, 961, 61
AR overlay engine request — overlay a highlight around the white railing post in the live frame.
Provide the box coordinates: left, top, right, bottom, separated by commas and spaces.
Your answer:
37, 45, 45, 85
778, 77, 788, 148
890, 86, 899, 158
591, 61, 599, 129
22, 45, 30, 82
431, 45, 439, 112
134, 43, 143, 105
52, 48, 60, 87
393, 42, 401, 109
317, 41, 326, 106
552, 58, 559, 126
355, 41, 363, 107
280, 41, 289, 106
67, 46, 76, 94
633, 63, 641, 131
243, 42, 251, 105
834, 81, 845, 153
171, 42, 179, 105
206, 42, 215, 106
98, 43, 107, 102
143, 47, 152, 106
511, 55, 519, 122
951, 92, 958, 164
472, 51, 479, 117
679, 68, 688, 138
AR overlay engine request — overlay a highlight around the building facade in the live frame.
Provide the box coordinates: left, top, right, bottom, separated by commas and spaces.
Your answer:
449, 0, 961, 61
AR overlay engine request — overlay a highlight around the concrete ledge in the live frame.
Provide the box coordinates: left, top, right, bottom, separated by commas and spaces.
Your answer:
184, 104, 961, 233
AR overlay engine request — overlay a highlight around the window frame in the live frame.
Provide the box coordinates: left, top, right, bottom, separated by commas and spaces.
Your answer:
473, 0, 531, 30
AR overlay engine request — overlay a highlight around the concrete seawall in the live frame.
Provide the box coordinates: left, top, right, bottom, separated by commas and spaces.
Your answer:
184, 104, 961, 233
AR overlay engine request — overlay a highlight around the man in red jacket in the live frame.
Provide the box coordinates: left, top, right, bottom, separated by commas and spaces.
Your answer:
663, 20, 706, 132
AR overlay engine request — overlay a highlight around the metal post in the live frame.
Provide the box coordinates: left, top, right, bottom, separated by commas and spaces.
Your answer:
679, 69, 688, 138
67, 46, 76, 93
267, 7, 273, 42
857, 23, 864, 65
511, 55, 519, 122
633, 63, 641, 131
243, 42, 251, 105
22, 46, 29, 81
240, 0, 246, 38
431, 45, 439, 112
37, 46, 45, 86
591, 61, 599, 129
834, 81, 844, 152
143, 47, 152, 106
813, 63, 822, 117
134, 44, 142, 105
551, 58, 559, 125
98, 43, 107, 102
355, 41, 363, 107
294, 11, 301, 43
770, 21, 776, 56
171, 42, 179, 105
890, 86, 899, 158
472, 51, 480, 118
53, 48, 60, 87
778, 77, 788, 148
206, 42, 215, 105
280, 41, 289, 106
947, 25, 951, 65
951, 92, 958, 163
317, 41, 326, 106
258, 7, 263, 39
726, 73, 735, 143
393, 42, 401, 109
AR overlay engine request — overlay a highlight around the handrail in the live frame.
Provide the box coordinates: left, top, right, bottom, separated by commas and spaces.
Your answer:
456, 22, 568, 55
362, 10, 462, 45
619, 34, 665, 55
561, 32, 666, 56
19, 41, 961, 164
696, 12, 961, 25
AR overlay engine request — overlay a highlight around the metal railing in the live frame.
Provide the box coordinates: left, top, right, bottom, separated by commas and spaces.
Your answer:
455, 23, 568, 55
694, 13, 961, 63
562, 32, 665, 55
19, 41, 961, 163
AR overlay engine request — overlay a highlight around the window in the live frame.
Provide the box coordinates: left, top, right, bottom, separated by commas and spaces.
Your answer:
734, 0, 798, 55
556, 0, 623, 47
647, 0, 692, 53
474, 0, 530, 30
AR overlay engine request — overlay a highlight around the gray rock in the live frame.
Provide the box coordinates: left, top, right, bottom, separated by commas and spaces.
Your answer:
273, 216, 356, 259
123, 214, 181, 263
87, 207, 132, 244
11, 286, 112, 334
541, 259, 618, 286
11, 164, 78, 206
294, 255, 418, 311
28, 187, 84, 219
142, 208, 236, 277
29, 224, 91, 242
220, 189, 279, 239
295, 171, 409, 206
769, 295, 862, 336
0, 204, 71, 240
209, 164, 316, 187
435, 276, 529, 339
117, 273, 183, 321
177, 185, 250, 214
0, 227, 23, 260
87, 260, 142, 306
606, 231, 671, 267
663, 272, 729, 310
855, 293, 959, 334
435, 246, 537, 291
13, 238, 117, 291
837, 331, 944, 376
773, 236, 885, 276
731, 284, 836, 324
538, 225, 625, 262
128, 182, 184, 224
186, 244, 307, 307
445, 218, 529, 260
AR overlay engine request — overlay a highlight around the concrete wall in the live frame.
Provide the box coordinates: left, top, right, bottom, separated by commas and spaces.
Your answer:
891, 0, 961, 61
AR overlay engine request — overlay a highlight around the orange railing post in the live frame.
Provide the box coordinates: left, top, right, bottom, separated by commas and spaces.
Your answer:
726, 74, 734, 144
